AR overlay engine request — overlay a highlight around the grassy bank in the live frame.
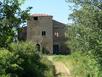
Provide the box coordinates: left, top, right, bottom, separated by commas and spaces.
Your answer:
53, 52, 100, 77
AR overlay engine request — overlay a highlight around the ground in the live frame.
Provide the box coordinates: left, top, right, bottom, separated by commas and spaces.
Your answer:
48, 56, 71, 77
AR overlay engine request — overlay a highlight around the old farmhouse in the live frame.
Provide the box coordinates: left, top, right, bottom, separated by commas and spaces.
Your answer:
18, 14, 69, 54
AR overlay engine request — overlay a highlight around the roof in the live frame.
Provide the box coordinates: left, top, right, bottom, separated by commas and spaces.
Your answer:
53, 20, 65, 27
32, 14, 52, 17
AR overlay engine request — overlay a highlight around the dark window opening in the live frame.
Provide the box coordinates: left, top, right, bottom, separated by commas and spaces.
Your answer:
33, 17, 38, 20
42, 31, 46, 36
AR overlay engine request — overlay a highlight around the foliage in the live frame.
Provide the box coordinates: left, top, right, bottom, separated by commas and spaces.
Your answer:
54, 52, 101, 77
40, 57, 55, 77
66, 24, 102, 52
67, 0, 102, 9
0, 49, 13, 77
65, 0, 102, 76
0, 42, 55, 77
0, 0, 32, 48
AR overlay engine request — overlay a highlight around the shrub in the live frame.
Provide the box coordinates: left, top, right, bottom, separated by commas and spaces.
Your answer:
0, 42, 54, 77
0, 49, 12, 77
70, 52, 101, 77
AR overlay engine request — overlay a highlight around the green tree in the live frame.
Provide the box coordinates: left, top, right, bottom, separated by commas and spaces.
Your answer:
0, 0, 32, 48
67, 0, 102, 54
66, 0, 102, 76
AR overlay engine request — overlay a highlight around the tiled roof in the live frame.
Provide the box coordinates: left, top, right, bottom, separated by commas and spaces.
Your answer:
32, 14, 50, 16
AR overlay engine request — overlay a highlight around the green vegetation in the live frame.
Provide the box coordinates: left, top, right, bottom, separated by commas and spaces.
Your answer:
63, 0, 102, 77
0, 0, 32, 48
0, 0, 55, 77
54, 52, 100, 77
0, 42, 55, 77
0, 0, 102, 77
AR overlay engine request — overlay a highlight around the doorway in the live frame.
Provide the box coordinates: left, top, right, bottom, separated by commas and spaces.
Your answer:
53, 44, 59, 54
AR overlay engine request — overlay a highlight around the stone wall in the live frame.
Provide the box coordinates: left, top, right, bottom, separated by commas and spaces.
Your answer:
27, 16, 53, 53
18, 15, 69, 54
53, 20, 68, 54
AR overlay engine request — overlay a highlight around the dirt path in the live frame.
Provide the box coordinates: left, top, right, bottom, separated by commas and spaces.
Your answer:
48, 56, 71, 77
54, 61, 71, 77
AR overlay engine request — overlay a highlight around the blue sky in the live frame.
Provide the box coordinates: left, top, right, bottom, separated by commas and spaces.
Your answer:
21, 0, 73, 24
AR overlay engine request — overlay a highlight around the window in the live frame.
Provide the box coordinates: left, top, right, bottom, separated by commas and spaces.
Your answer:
42, 31, 46, 36
54, 32, 59, 37
33, 16, 38, 20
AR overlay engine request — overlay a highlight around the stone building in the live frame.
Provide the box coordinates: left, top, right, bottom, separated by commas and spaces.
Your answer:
18, 14, 68, 54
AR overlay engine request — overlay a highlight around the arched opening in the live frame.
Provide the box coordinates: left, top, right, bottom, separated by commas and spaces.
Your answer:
36, 44, 40, 51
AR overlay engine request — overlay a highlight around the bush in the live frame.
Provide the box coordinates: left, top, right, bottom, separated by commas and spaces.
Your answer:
0, 49, 12, 77
70, 52, 101, 77
0, 42, 54, 77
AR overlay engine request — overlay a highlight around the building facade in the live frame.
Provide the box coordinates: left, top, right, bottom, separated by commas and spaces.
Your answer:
18, 14, 68, 54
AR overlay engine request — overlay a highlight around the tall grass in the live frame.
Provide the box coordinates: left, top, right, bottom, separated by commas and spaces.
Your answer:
54, 51, 101, 77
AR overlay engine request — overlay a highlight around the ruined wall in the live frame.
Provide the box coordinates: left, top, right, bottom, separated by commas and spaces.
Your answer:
53, 20, 68, 54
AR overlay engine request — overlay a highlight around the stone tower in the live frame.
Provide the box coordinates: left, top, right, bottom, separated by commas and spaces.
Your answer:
27, 14, 53, 53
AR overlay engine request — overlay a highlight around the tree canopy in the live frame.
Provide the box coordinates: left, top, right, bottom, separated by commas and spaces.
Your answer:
66, 0, 102, 76
0, 0, 32, 48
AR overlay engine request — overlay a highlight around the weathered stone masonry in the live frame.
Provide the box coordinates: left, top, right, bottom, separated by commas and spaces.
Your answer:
18, 14, 68, 54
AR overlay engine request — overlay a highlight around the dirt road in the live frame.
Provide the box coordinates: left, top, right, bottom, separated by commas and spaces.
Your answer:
48, 56, 71, 77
